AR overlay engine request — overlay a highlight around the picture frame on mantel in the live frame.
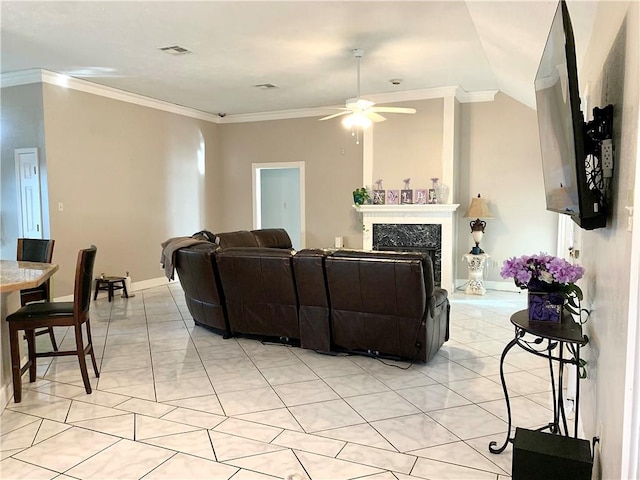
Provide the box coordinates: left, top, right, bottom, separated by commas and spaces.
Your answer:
387, 190, 399, 205
415, 189, 428, 204
373, 190, 386, 205
401, 190, 413, 204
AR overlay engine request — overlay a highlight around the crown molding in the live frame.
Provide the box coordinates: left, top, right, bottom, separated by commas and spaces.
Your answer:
1, 69, 222, 124
219, 108, 334, 124
0, 69, 43, 87
221, 86, 498, 124
1, 69, 497, 124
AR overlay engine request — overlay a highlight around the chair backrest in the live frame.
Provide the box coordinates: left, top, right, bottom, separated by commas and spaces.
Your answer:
74, 246, 97, 317
17, 238, 55, 263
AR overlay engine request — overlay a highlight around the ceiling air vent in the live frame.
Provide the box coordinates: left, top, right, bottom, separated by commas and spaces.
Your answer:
158, 45, 191, 55
254, 83, 278, 90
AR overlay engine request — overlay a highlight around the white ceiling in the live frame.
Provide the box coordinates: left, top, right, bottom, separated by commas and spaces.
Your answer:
0, 1, 599, 116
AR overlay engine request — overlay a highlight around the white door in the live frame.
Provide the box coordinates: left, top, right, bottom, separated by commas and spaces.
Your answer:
252, 162, 305, 250
15, 148, 43, 239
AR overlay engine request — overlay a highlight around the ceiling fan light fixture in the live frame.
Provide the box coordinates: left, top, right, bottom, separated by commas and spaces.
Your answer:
342, 112, 372, 129
346, 98, 374, 110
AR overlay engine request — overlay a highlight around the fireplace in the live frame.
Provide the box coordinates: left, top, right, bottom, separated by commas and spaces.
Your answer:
372, 224, 441, 286
355, 204, 459, 291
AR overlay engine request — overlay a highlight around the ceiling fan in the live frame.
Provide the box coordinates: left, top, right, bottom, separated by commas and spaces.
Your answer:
319, 49, 416, 131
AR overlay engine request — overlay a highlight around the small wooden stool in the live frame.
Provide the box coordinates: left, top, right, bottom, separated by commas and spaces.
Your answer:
94, 276, 128, 302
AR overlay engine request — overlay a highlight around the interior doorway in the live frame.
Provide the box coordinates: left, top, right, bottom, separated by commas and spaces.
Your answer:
252, 162, 305, 250
15, 148, 43, 239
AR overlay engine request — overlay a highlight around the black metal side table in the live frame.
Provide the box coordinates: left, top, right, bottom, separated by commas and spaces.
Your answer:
489, 309, 588, 454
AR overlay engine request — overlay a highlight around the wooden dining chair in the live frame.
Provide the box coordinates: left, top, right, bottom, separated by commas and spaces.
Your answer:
17, 238, 57, 351
7, 245, 99, 403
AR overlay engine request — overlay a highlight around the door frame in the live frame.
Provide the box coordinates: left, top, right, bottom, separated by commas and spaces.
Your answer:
252, 161, 306, 248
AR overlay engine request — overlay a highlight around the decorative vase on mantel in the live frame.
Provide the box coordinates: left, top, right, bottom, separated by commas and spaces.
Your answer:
527, 290, 564, 323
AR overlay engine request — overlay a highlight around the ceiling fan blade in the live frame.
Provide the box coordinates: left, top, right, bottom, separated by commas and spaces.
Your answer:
369, 107, 417, 114
318, 111, 351, 121
368, 112, 387, 123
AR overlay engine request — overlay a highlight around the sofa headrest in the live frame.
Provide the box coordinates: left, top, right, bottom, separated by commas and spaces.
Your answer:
294, 248, 334, 258
216, 231, 259, 249
216, 247, 294, 259
332, 249, 427, 262
251, 229, 293, 249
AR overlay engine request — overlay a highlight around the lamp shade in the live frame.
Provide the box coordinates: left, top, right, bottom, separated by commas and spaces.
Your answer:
464, 194, 493, 219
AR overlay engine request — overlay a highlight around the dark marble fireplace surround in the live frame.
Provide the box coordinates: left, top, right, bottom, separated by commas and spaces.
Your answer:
372, 224, 442, 287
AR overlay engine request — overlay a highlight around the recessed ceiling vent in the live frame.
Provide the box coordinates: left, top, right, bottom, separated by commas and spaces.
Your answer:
158, 45, 191, 55
254, 83, 278, 90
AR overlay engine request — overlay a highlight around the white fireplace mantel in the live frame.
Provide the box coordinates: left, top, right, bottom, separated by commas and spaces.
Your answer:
354, 204, 460, 291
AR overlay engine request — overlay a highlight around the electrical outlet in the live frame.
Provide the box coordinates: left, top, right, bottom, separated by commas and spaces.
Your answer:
602, 139, 613, 175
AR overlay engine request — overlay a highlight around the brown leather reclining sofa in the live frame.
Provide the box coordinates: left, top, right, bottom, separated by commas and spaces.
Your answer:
173, 228, 449, 363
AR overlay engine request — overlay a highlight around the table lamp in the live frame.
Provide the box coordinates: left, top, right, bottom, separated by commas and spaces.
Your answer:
464, 194, 493, 254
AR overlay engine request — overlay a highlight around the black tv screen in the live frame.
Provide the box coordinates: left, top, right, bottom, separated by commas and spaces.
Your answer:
534, 1, 606, 229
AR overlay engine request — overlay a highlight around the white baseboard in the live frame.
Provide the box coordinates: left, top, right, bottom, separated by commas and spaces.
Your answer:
54, 276, 177, 302
1, 380, 12, 412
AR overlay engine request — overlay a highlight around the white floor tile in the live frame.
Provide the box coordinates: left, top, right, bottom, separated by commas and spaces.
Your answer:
315, 423, 396, 451
224, 449, 305, 478
0, 457, 58, 480
428, 404, 508, 440
295, 450, 384, 480
345, 391, 420, 422
0, 420, 41, 450
208, 431, 286, 462
289, 399, 365, 433
273, 379, 340, 407
322, 373, 390, 398
164, 395, 225, 416
13, 426, 119, 472
32, 419, 72, 445
162, 407, 226, 429
142, 429, 216, 460
272, 430, 345, 457
235, 408, 304, 432
213, 418, 282, 443
135, 414, 201, 440
370, 414, 460, 453
65, 438, 174, 479
142, 452, 238, 479
217, 387, 284, 416
409, 440, 507, 475
336, 442, 417, 474
395, 383, 472, 412
411, 456, 497, 479
115, 397, 177, 418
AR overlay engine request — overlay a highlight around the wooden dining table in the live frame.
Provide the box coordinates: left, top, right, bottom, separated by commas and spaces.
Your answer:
0, 260, 59, 408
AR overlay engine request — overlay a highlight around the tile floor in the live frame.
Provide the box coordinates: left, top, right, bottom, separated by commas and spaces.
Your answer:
0, 284, 568, 479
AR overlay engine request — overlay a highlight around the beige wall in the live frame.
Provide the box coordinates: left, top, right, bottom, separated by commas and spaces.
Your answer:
577, 3, 639, 478
372, 98, 443, 192
0, 84, 48, 259
35, 85, 221, 296
218, 117, 363, 249
456, 92, 558, 284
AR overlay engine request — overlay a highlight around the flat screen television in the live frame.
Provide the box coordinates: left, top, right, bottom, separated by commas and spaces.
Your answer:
534, 0, 610, 230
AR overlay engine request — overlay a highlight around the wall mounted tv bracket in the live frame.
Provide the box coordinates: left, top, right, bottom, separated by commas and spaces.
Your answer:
583, 104, 614, 209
